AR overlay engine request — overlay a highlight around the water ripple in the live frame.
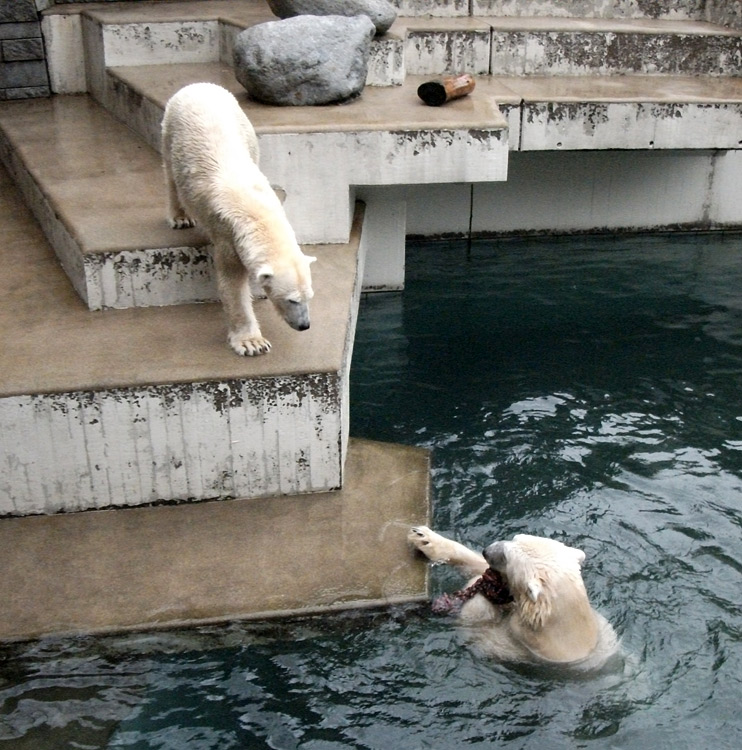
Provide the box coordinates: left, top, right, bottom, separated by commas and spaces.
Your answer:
4, 234, 742, 748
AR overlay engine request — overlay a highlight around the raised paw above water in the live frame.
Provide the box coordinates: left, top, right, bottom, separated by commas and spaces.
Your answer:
408, 526, 452, 563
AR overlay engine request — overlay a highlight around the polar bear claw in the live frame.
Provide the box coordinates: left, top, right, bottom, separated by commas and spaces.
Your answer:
229, 332, 272, 357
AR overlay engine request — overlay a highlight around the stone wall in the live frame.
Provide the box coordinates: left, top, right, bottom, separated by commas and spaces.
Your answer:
0, 0, 49, 100
706, 0, 742, 30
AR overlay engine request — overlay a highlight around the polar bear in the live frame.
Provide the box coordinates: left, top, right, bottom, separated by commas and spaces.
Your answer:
161, 82, 315, 356
409, 526, 618, 669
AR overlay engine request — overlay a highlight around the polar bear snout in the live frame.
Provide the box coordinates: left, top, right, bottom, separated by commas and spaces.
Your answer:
273, 298, 311, 331
483, 541, 507, 571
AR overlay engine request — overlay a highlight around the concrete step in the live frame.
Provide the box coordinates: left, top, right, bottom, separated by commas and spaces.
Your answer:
0, 436, 429, 640
110, 61, 742, 155
0, 95, 212, 310
43, 0, 403, 92
0, 77, 507, 308
44, 2, 741, 96
489, 74, 742, 150
399, 16, 742, 77
396, 0, 740, 28
0, 159, 366, 515
395, 0, 715, 22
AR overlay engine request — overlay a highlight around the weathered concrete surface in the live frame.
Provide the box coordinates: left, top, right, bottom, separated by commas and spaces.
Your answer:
0, 374, 345, 515
394, 0, 470, 16
395, 148, 742, 238
42, 1, 401, 93
0, 95, 212, 309
0, 437, 430, 641
486, 18, 742, 77
472, 1, 707, 20
496, 75, 742, 150
0, 69, 507, 303
706, 0, 742, 30
400, 17, 493, 75
0, 162, 365, 513
396, 15, 742, 76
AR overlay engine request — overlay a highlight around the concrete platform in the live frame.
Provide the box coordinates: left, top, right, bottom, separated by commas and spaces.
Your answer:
0, 162, 358, 398
0, 93, 212, 309
0, 73, 507, 309
0, 160, 365, 514
0, 437, 430, 641
492, 75, 742, 150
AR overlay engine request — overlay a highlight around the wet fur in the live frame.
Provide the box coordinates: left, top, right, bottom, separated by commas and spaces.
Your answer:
409, 526, 618, 669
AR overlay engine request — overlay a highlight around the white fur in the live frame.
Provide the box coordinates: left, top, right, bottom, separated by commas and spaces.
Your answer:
161, 82, 315, 356
408, 526, 618, 669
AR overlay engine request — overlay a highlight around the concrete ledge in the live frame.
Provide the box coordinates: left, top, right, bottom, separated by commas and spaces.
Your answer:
0, 71, 507, 306
0, 437, 430, 642
0, 162, 366, 512
42, 0, 403, 93
470, 1, 707, 19
493, 75, 742, 150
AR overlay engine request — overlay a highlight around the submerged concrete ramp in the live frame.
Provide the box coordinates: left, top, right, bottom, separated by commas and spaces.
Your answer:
0, 438, 429, 641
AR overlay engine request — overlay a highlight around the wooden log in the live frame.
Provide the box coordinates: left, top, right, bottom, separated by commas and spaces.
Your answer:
417, 74, 476, 106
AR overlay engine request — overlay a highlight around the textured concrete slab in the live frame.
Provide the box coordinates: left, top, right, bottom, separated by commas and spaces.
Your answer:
0, 160, 365, 512
0, 160, 358, 396
109, 62, 508, 137
0, 437, 430, 642
472, 0, 708, 20
46, 0, 276, 26
497, 74, 742, 103
493, 75, 742, 150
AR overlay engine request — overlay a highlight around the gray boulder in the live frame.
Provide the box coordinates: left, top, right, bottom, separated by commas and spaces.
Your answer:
233, 15, 376, 106
267, 0, 397, 35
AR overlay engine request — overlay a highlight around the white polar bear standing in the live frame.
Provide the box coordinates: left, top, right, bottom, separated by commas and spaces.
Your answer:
161, 82, 316, 356
409, 526, 618, 669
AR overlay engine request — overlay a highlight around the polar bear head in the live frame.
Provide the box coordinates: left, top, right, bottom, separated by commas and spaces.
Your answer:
256, 253, 316, 331
483, 535, 600, 662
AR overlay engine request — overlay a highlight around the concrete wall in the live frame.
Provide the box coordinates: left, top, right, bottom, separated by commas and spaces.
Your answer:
401, 150, 742, 238
0, 374, 345, 516
396, 1, 710, 19
706, 1, 742, 30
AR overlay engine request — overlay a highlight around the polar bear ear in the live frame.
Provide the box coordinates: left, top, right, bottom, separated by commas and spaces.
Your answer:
569, 546, 586, 565
256, 263, 274, 284
527, 579, 542, 603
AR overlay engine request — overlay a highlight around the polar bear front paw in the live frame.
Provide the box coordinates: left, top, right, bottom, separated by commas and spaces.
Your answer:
229, 333, 272, 356
169, 213, 196, 229
408, 526, 455, 563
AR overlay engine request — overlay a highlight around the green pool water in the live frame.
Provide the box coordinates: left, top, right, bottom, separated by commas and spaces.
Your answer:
2, 232, 741, 749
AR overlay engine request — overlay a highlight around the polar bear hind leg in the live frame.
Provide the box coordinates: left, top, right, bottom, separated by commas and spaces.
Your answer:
162, 148, 195, 230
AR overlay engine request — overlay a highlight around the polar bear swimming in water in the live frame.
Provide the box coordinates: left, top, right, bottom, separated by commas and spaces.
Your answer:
161, 82, 315, 356
409, 526, 619, 670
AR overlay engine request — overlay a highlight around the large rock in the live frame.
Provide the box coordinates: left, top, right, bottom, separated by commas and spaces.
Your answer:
267, 0, 397, 35
233, 15, 376, 106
